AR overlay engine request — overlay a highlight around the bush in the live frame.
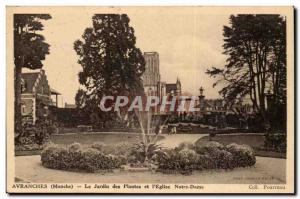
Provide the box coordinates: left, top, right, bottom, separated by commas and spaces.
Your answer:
226, 143, 256, 167
264, 133, 286, 153
130, 142, 162, 163
41, 142, 125, 172
209, 149, 234, 169
91, 142, 106, 152
157, 148, 198, 174
15, 119, 57, 150
194, 141, 224, 154
157, 141, 256, 174
196, 154, 214, 170
41, 144, 69, 170
176, 142, 194, 151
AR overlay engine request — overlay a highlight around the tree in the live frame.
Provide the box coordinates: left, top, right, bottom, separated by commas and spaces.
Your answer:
14, 14, 51, 136
206, 15, 286, 129
74, 14, 145, 122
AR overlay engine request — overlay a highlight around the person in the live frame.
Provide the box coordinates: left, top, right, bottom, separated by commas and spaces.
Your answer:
173, 126, 177, 134
155, 125, 160, 135
167, 125, 172, 135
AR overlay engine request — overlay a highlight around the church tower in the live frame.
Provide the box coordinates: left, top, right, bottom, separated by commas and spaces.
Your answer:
142, 52, 160, 96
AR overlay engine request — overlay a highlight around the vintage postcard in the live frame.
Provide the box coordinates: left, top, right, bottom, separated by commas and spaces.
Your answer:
6, 6, 294, 194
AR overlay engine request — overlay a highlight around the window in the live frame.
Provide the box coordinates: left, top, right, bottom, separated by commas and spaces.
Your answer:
20, 78, 25, 93
21, 104, 26, 115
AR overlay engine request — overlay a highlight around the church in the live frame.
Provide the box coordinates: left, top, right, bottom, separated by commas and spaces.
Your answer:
142, 52, 182, 99
141, 52, 182, 115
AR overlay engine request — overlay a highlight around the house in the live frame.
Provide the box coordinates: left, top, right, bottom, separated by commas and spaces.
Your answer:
20, 69, 59, 124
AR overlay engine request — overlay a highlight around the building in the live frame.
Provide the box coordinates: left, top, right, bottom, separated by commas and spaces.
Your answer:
20, 69, 59, 124
142, 52, 182, 115
65, 103, 76, 109
165, 77, 181, 96
142, 52, 182, 98
142, 52, 160, 96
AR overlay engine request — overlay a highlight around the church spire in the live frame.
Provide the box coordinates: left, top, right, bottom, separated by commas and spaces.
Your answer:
176, 77, 181, 85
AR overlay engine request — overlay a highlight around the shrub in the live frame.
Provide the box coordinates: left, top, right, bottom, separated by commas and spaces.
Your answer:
194, 141, 224, 154
112, 142, 133, 156
68, 142, 82, 153
130, 142, 162, 163
226, 143, 256, 167
196, 154, 214, 170
157, 141, 256, 174
176, 142, 194, 151
41, 144, 69, 170
264, 133, 286, 153
157, 148, 199, 174
15, 119, 57, 150
209, 149, 234, 169
41, 143, 125, 172
91, 142, 106, 152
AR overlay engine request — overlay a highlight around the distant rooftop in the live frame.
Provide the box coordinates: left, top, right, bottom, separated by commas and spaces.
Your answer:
65, 103, 76, 109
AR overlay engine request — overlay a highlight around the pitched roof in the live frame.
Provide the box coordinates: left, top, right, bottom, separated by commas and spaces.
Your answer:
50, 88, 61, 95
21, 72, 40, 93
165, 83, 177, 93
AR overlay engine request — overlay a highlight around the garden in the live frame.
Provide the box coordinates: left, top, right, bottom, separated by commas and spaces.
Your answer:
40, 139, 256, 175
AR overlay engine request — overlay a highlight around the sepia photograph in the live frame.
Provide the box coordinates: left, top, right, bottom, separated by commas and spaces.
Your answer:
6, 6, 294, 194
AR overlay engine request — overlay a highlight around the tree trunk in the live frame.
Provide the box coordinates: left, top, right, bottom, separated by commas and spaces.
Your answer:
14, 65, 22, 138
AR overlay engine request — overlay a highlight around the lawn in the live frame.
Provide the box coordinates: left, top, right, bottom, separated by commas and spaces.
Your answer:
15, 132, 165, 156
196, 134, 286, 158
50, 132, 164, 147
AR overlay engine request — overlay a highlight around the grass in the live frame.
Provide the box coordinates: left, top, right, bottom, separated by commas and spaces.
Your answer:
15, 132, 165, 156
50, 132, 164, 147
196, 134, 286, 158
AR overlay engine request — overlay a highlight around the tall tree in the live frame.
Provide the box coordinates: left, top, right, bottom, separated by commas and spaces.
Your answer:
206, 15, 286, 129
14, 14, 51, 136
74, 14, 145, 122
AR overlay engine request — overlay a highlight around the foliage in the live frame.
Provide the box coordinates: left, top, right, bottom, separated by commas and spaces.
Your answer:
194, 141, 224, 154
226, 143, 256, 167
264, 133, 286, 153
92, 141, 133, 159
41, 142, 125, 172
74, 14, 145, 122
14, 14, 51, 135
157, 148, 199, 174
206, 15, 286, 129
176, 142, 194, 151
208, 149, 234, 169
130, 141, 162, 163
91, 141, 106, 152
157, 141, 256, 174
15, 119, 56, 150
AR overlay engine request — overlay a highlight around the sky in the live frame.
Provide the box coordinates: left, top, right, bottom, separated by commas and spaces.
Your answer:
24, 7, 230, 107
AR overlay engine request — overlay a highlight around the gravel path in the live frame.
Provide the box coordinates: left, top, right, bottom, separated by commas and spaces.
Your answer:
15, 156, 285, 184
14, 134, 286, 184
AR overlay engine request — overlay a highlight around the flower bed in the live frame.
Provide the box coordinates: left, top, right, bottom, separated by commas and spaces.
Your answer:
156, 141, 256, 174
41, 140, 256, 174
41, 142, 126, 172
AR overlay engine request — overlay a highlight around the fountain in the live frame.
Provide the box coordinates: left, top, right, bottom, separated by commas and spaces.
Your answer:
133, 108, 169, 165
